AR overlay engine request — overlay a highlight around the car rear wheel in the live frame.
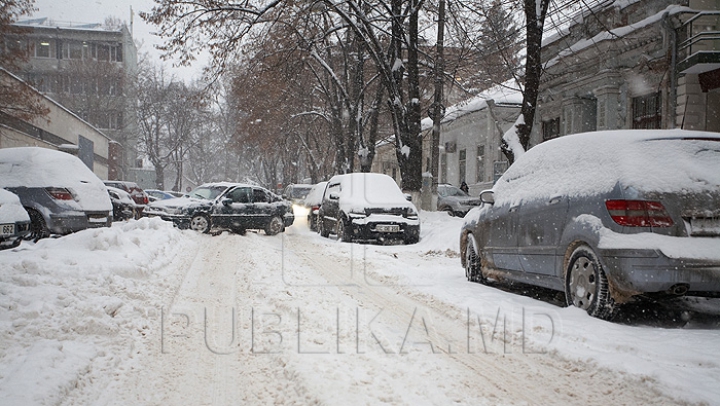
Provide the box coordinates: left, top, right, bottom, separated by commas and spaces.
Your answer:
565, 245, 615, 320
265, 216, 284, 236
25, 208, 49, 242
189, 214, 211, 233
319, 216, 330, 237
442, 206, 454, 217
464, 235, 485, 283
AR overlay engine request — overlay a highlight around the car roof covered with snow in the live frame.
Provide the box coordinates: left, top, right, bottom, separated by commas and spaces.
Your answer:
493, 129, 720, 206
0, 147, 111, 211
327, 173, 416, 213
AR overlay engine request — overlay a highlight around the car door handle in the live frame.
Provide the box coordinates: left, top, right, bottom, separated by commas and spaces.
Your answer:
548, 196, 562, 205
509, 206, 519, 213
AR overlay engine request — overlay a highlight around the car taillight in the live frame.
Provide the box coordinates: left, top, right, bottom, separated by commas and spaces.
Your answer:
312, 205, 320, 211
46, 187, 74, 200
605, 200, 673, 227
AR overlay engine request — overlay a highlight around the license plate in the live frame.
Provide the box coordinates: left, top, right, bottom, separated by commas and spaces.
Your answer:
376, 224, 400, 233
691, 218, 720, 236
1, 224, 14, 236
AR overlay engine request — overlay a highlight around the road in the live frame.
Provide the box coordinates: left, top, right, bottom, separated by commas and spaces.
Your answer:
57, 219, 689, 406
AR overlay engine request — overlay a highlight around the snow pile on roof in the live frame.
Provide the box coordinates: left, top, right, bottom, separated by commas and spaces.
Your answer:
0, 147, 111, 212
303, 181, 328, 206
493, 130, 720, 206
422, 81, 523, 131
331, 173, 416, 213
545, 5, 693, 67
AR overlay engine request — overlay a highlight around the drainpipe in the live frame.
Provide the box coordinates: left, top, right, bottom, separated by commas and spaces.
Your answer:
662, 11, 678, 129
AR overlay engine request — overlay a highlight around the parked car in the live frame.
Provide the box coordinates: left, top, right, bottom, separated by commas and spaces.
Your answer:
317, 173, 420, 244
460, 130, 720, 320
437, 184, 482, 217
283, 184, 314, 205
103, 181, 149, 217
0, 147, 112, 240
302, 181, 328, 231
146, 182, 294, 235
0, 189, 31, 249
107, 186, 137, 221
144, 189, 177, 202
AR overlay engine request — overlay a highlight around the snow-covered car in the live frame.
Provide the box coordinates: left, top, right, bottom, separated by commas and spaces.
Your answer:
301, 181, 328, 232
147, 182, 294, 235
317, 173, 420, 244
0, 188, 31, 249
460, 130, 720, 320
283, 183, 314, 205
437, 184, 482, 217
145, 189, 177, 202
103, 180, 149, 217
107, 186, 137, 221
0, 147, 112, 240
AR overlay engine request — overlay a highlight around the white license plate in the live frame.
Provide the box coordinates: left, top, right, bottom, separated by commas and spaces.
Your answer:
1, 224, 14, 236
376, 224, 400, 233
691, 218, 720, 236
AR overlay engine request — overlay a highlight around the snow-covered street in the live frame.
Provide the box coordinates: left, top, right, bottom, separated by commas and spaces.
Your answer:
1, 211, 719, 405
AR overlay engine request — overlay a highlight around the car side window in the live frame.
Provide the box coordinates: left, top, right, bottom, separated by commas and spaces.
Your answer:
252, 188, 268, 203
228, 187, 251, 203
325, 182, 341, 201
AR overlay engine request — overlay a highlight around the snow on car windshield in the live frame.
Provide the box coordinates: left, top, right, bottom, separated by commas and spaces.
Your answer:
188, 186, 227, 200
493, 130, 720, 206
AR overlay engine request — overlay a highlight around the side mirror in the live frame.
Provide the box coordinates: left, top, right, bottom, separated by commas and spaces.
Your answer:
480, 190, 495, 205
221, 198, 233, 206
329, 192, 339, 200
404, 193, 412, 202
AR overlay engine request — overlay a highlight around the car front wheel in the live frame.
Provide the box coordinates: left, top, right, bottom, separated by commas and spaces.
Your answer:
265, 216, 284, 236
189, 214, 211, 233
565, 245, 615, 320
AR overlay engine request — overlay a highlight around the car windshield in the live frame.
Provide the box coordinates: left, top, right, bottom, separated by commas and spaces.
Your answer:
188, 185, 227, 200
441, 186, 468, 197
292, 187, 312, 199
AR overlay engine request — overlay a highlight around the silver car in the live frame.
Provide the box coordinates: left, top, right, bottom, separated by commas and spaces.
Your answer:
460, 130, 720, 320
437, 184, 482, 216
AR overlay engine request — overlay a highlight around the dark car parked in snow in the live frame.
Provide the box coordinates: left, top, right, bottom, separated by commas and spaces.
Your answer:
103, 181, 149, 218
460, 130, 720, 320
302, 181, 328, 232
146, 182, 294, 235
318, 173, 420, 244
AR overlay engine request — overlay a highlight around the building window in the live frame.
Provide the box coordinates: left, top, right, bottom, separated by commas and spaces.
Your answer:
458, 149, 467, 183
542, 117, 560, 141
476, 145, 485, 182
34, 39, 54, 58
78, 135, 94, 171
632, 92, 662, 129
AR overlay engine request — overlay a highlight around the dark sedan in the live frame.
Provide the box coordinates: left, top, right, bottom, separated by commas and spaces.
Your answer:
146, 182, 294, 235
460, 130, 720, 320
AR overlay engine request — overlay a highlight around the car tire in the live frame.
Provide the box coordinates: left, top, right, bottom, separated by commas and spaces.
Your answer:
189, 214, 211, 233
565, 245, 615, 320
442, 206, 454, 217
336, 216, 352, 242
464, 235, 485, 283
319, 216, 330, 238
25, 208, 49, 242
265, 216, 284, 236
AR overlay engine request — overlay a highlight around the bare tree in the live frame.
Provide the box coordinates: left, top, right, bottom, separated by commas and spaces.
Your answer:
0, 0, 49, 121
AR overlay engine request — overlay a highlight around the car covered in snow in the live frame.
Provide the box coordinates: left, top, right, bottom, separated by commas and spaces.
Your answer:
283, 183, 314, 205
0, 188, 31, 249
144, 189, 178, 202
437, 184, 482, 217
106, 186, 137, 221
146, 182, 294, 235
103, 180, 149, 217
317, 173, 420, 244
302, 181, 328, 231
460, 130, 720, 320
0, 147, 112, 240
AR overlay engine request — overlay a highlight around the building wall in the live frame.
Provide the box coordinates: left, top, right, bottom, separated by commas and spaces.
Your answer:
8, 20, 138, 180
0, 70, 110, 179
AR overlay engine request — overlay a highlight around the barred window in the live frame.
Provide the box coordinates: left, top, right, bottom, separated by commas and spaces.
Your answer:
632, 92, 662, 129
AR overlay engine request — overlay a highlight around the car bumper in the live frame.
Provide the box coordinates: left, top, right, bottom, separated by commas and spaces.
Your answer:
48, 211, 110, 234
349, 215, 420, 242
0, 221, 31, 247
600, 247, 720, 297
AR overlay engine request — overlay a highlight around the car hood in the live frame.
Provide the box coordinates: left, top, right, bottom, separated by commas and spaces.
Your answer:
149, 196, 210, 211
